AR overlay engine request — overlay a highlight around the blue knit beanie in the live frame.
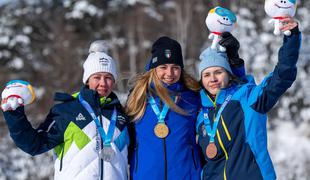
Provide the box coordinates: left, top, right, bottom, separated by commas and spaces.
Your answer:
198, 47, 232, 79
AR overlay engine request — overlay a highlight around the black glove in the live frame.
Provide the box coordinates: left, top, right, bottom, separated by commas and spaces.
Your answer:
219, 32, 244, 67
290, 24, 299, 35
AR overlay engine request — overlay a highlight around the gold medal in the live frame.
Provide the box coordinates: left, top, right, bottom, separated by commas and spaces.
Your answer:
154, 123, 169, 138
206, 143, 217, 159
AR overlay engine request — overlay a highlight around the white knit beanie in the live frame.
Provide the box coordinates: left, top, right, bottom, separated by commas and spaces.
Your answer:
82, 40, 118, 84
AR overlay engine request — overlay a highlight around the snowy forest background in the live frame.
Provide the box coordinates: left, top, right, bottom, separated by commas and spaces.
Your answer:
0, 0, 310, 179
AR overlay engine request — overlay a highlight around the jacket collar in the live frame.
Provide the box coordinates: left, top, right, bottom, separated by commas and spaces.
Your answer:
150, 81, 184, 94
54, 85, 121, 110
200, 84, 237, 108
79, 86, 121, 109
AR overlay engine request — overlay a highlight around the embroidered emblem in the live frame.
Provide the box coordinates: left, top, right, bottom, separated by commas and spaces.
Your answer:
99, 57, 109, 66
164, 49, 171, 58
76, 113, 86, 121
204, 113, 208, 119
152, 57, 158, 64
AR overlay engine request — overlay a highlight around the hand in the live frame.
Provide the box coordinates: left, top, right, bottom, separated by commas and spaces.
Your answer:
1, 97, 24, 111
219, 32, 243, 67
1, 80, 35, 111
280, 16, 298, 32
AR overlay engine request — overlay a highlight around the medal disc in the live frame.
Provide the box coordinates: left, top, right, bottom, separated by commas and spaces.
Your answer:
206, 143, 217, 159
154, 123, 169, 138
100, 146, 115, 162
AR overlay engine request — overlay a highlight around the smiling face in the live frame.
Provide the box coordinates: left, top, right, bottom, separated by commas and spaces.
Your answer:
265, 0, 297, 17
155, 64, 181, 85
201, 66, 230, 97
88, 72, 115, 97
206, 7, 236, 33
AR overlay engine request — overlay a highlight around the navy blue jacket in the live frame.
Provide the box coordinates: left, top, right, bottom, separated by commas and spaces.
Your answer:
129, 82, 202, 180
196, 28, 301, 180
3, 86, 129, 156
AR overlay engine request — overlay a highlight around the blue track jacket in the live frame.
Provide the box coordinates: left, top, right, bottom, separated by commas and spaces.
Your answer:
196, 28, 301, 180
129, 82, 202, 180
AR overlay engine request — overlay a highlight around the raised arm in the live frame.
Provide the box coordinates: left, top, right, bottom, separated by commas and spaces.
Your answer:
2, 106, 64, 156
249, 17, 301, 113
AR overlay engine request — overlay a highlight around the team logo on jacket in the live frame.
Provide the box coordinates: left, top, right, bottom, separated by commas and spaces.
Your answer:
117, 115, 126, 125
164, 49, 171, 58
76, 113, 86, 121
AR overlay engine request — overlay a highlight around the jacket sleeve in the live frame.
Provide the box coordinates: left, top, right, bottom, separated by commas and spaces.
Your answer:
127, 121, 136, 162
248, 26, 301, 113
2, 106, 64, 156
231, 60, 246, 79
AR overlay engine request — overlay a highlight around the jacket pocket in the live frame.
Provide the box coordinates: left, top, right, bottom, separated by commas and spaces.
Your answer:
190, 145, 198, 170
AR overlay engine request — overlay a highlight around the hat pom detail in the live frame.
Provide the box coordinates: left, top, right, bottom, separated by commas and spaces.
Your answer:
89, 40, 109, 53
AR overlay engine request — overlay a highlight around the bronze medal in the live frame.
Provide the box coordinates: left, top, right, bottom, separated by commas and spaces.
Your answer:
154, 123, 169, 138
206, 143, 217, 159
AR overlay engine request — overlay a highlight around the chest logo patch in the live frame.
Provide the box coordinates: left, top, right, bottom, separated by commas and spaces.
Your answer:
76, 113, 86, 121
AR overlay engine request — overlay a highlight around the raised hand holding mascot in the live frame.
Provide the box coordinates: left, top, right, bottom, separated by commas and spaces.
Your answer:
265, 0, 297, 36
205, 6, 237, 52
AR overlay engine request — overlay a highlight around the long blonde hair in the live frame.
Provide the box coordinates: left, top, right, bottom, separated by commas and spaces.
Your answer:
126, 69, 200, 122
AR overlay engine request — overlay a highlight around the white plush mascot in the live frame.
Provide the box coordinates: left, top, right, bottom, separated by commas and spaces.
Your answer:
265, 0, 297, 36
1, 80, 36, 111
205, 6, 237, 52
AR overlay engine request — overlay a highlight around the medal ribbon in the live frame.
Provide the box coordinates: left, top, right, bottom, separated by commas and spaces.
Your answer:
149, 96, 172, 124
203, 90, 235, 143
79, 94, 116, 147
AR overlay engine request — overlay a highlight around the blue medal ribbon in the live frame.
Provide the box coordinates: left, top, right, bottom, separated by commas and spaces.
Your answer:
203, 90, 235, 143
78, 94, 116, 147
149, 96, 171, 124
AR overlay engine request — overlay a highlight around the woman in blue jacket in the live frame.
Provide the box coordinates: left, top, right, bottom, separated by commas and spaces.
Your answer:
196, 17, 301, 180
126, 36, 202, 180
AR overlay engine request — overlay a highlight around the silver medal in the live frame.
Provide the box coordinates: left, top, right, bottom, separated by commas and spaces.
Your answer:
99, 146, 115, 162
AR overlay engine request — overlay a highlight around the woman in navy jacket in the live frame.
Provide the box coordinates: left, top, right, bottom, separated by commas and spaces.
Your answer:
1, 41, 129, 180
196, 17, 301, 180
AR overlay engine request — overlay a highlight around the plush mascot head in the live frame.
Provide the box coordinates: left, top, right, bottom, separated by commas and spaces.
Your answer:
265, 0, 297, 18
205, 6, 237, 33
1, 80, 35, 105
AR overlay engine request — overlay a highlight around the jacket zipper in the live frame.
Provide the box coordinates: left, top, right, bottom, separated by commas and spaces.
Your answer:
98, 107, 104, 180
216, 130, 229, 180
134, 142, 139, 173
190, 145, 198, 169
163, 139, 167, 180
59, 145, 64, 171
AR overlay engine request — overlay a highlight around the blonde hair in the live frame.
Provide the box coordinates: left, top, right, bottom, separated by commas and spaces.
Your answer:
126, 69, 200, 122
